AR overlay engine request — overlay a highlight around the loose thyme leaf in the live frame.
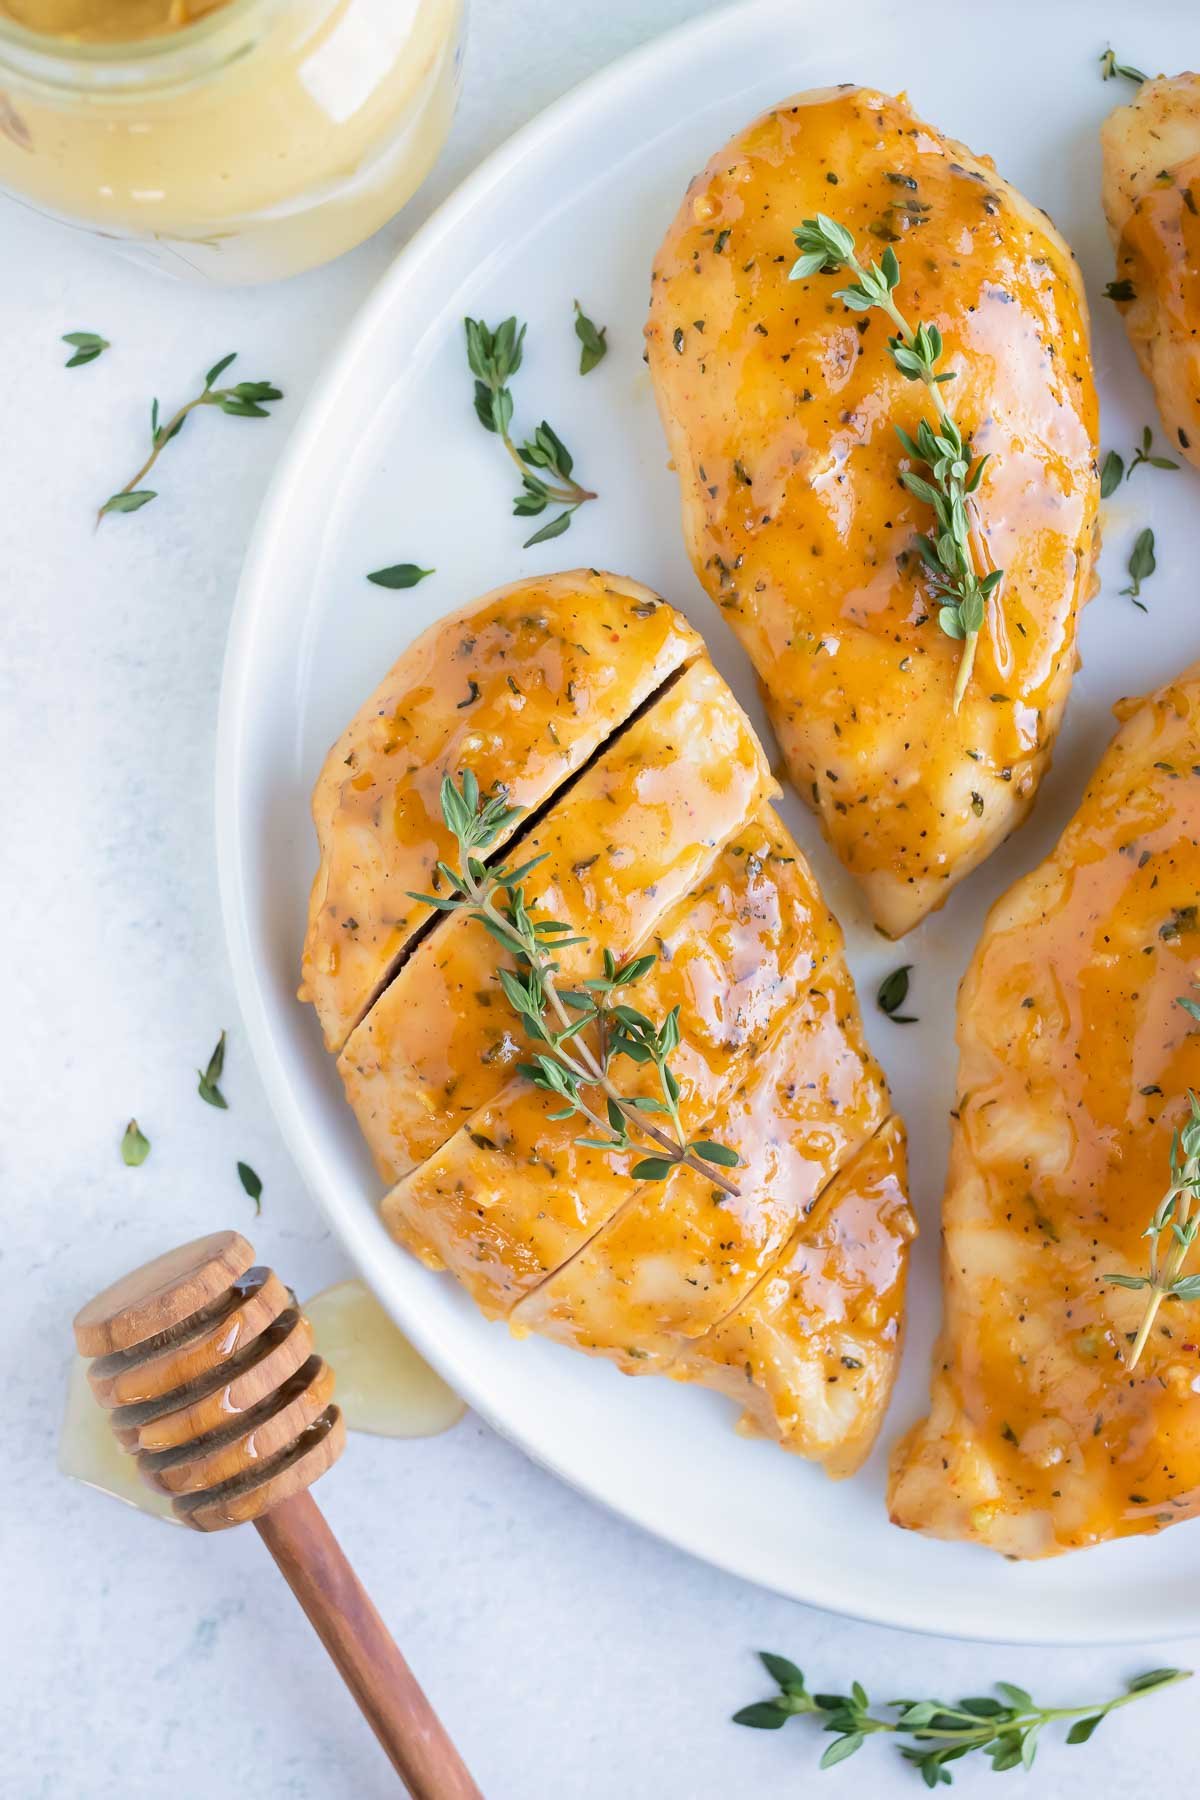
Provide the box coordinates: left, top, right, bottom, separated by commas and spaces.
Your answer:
367, 563, 435, 589
100, 489, 157, 516
197, 1029, 228, 1109
98, 352, 283, 522
464, 315, 597, 544
237, 1160, 263, 1213
790, 216, 1000, 709
1099, 450, 1124, 498
877, 963, 917, 1023
63, 330, 110, 369
1100, 47, 1148, 84
1119, 527, 1156, 605
734, 1655, 1190, 1785
574, 300, 608, 375
1104, 279, 1136, 303
120, 1118, 150, 1167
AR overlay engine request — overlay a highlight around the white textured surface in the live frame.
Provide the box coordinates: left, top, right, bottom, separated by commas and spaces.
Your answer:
3, 2, 1199, 1795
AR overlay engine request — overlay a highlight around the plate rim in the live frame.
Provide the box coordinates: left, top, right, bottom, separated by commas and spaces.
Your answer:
216, 0, 1194, 1646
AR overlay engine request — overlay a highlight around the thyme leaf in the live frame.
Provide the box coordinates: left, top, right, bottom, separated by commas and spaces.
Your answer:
735, 1652, 1189, 1786
877, 964, 917, 1023
367, 563, 435, 590
63, 330, 110, 369
1099, 450, 1124, 498
1119, 527, 1156, 607
237, 1160, 263, 1214
574, 300, 608, 375
98, 353, 282, 521
411, 773, 740, 1196
197, 1030, 228, 1110
790, 216, 1002, 710
120, 1119, 150, 1167
464, 316, 597, 547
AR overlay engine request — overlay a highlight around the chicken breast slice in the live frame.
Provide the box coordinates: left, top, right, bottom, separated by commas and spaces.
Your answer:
382, 809, 840, 1309
338, 655, 776, 1185
300, 572, 701, 1051
675, 1114, 912, 1479
1101, 73, 1200, 468
647, 85, 1099, 935
889, 663, 1200, 1556
511, 878, 889, 1363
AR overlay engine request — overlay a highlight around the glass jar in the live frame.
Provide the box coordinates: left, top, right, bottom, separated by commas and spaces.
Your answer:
0, 0, 464, 282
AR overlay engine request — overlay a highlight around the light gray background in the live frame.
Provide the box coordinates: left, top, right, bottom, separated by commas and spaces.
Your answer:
4, 2, 1199, 1794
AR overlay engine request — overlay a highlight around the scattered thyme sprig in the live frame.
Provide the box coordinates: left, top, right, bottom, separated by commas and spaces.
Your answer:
734, 1652, 1189, 1787
464, 317, 597, 547
1107, 994, 1200, 1367
790, 216, 1001, 710
1100, 47, 1147, 84
410, 773, 740, 1195
120, 1119, 150, 1167
98, 352, 283, 521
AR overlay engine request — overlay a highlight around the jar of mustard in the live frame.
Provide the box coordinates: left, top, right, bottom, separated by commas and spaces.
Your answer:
0, 0, 464, 281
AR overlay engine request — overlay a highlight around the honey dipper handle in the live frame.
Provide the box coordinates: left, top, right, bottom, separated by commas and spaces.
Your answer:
255, 1492, 483, 1799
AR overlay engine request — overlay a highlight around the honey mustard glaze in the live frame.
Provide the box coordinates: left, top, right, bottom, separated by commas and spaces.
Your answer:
890, 665, 1200, 1557
0, 0, 463, 282
647, 86, 1100, 936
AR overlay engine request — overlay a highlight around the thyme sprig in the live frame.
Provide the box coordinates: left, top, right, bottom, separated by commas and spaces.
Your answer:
62, 330, 109, 369
464, 317, 597, 547
734, 1652, 1189, 1787
410, 773, 740, 1195
790, 216, 1002, 710
98, 352, 282, 521
1107, 994, 1200, 1367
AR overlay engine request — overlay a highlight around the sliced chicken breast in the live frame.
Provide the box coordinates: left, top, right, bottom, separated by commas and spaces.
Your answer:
647, 85, 1099, 935
303, 575, 915, 1474
890, 664, 1200, 1555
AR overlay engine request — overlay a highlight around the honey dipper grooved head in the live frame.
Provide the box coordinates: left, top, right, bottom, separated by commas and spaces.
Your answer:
73, 1231, 343, 1531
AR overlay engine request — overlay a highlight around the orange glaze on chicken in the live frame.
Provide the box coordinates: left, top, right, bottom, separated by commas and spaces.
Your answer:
337, 655, 775, 1185
647, 86, 1099, 936
301, 572, 701, 1052
302, 574, 915, 1476
1102, 72, 1200, 469
890, 664, 1200, 1555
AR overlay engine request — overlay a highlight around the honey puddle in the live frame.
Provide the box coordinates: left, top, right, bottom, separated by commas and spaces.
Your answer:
303, 1280, 465, 1440
60, 1278, 464, 1522
58, 1354, 180, 1524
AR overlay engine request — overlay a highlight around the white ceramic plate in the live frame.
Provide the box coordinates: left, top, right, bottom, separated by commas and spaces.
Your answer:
218, 0, 1200, 1641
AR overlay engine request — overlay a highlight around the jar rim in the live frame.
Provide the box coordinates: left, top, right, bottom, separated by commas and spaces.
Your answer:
0, 0, 287, 91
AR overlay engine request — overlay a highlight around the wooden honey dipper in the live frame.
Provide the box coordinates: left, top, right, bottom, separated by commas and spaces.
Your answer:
73, 1229, 482, 1800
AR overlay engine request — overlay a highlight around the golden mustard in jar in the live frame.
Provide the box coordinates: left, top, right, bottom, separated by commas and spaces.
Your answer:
0, 0, 464, 281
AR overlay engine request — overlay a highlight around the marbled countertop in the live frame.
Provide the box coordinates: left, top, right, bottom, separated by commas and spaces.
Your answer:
5, 2, 1199, 1793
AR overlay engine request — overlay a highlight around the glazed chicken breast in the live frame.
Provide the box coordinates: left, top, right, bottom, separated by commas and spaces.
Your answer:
890, 664, 1200, 1556
647, 86, 1099, 936
1102, 72, 1200, 468
303, 572, 916, 1475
